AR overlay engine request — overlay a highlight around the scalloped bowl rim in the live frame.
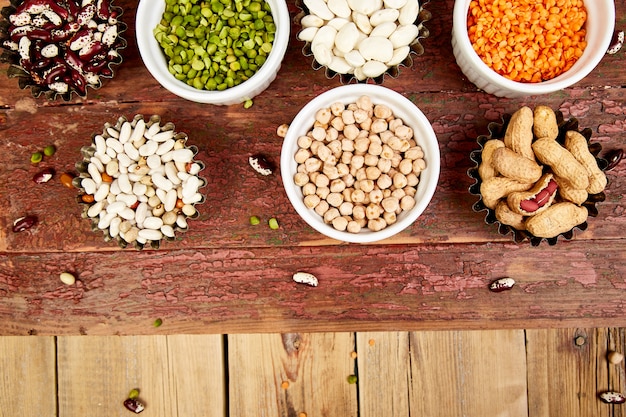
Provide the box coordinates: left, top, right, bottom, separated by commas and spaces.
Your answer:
280, 84, 440, 243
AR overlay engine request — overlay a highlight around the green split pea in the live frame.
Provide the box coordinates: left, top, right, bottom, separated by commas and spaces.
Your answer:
154, 0, 276, 92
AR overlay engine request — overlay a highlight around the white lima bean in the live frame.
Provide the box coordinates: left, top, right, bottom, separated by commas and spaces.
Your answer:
293, 95, 427, 234
79, 116, 205, 247
299, 0, 423, 79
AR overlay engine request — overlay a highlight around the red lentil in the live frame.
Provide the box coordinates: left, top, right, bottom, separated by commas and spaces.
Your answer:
467, 0, 587, 82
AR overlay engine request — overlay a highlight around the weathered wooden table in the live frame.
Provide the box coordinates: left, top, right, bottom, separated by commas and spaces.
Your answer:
1, 0, 624, 336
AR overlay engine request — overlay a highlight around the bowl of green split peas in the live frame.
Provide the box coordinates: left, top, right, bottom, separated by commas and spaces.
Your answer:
136, 0, 290, 105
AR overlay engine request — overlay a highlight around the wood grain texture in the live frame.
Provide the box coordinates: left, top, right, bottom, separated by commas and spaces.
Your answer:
356, 332, 410, 417
525, 328, 610, 417
56, 335, 224, 417
0, 0, 625, 335
0, 336, 56, 417
408, 330, 528, 417
228, 333, 357, 417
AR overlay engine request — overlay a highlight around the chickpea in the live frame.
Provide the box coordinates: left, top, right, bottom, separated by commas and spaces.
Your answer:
327, 192, 344, 207
277, 123, 289, 137
388, 118, 403, 132
343, 173, 355, 188
377, 157, 392, 173
404, 186, 417, 197
341, 151, 353, 164
381, 196, 400, 213
311, 126, 326, 141
331, 116, 345, 131
304, 157, 322, 173
341, 139, 355, 152
380, 144, 395, 160
391, 188, 406, 199
412, 158, 426, 174
377, 173, 392, 190
354, 167, 367, 181
368, 217, 387, 232
325, 127, 339, 142
295, 148, 311, 164
339, 201, 354, 216
351, 189, 366, 204
336, 163, 350, 177
297, 135, 313, 149
379, 130, 394, 143
368, 141, 383, 156
351, 155, 365, 170
356, 95, 373, 111
343, 124, 360, 140
304, 194, 321, 209
354, 137, 370, 154
366, 203, 381, 219
323, 207, 340, 224
374, 104, 392, 119
330, 179, 346, 193
393, 172, 408, 189
314, 200, 329, 216
316, 144, 333, 163
310, 140, 322, 155
316, 186, 330, 200
316, 107, 332, 125
347, 103, 358, 111
369, 189, 383, 204
347, 220, 362, 234
330, 101, 345, 116
405, 146, 424, 160
359, 118, 372, 131
371, 118, 388, 134
302, 182, 316, 196
383, 189, 392, 198
400, 195, 416, 210
328, 139, 342, 157
364, 153, 379, 167
383, 211, 397, 225
294, 172, 310, 187
399, 158, 413, 175
341, 110, 356, 125
354, 109, 369, 124
332, 216, 349, 231
356, 217, 368, 228
365, 166, 381, 180
395, 125, 413, 140
314, 173, 330, 188
406, 173, 419, 187
359, 179, 375, 193
309, 171, 320, 184
297, 164, 307, 173
323, 164, 340, 180
352, 204, 366, 220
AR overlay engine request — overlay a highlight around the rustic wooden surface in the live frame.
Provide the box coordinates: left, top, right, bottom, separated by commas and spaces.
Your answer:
1, 329, 625, 417
1, 0, 625, 335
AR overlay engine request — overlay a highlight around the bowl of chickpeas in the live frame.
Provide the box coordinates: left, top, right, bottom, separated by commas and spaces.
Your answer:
452, 0, 615, 98
280, 84, 440, 243
136, 0, 290, 105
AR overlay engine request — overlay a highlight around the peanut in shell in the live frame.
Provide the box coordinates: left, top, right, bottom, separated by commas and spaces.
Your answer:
533, 105, 559, 140
553, 175, 588, 205
525, 202, 588, 238
532, 137, 589, 190
492, 147, 543, 184
480, 176, 533, 209
495, 200, 525, 230
564, 130, 607, 194
478, 139, 505, 181
503, 106, 535, 160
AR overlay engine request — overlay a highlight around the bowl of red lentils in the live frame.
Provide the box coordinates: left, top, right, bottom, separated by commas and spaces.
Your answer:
452, 0, 615, 98
280, 84, 440, 244
136, 0, 289, 105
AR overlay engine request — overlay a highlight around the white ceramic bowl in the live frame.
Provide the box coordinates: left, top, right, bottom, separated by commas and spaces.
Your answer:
281, 85, 440, 243
136, 0, 290, 105
452, 0, 615, 98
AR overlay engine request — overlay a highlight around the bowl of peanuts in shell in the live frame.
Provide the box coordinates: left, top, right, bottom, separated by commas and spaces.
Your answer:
468, 105, 609, 246
280, 84, 440, 244
452, 0, 615, 98
135, 0, 290, 105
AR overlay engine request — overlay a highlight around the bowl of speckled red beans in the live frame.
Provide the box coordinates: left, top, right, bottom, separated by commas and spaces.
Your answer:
0, 0, 127, 100
452, 0, 615, 98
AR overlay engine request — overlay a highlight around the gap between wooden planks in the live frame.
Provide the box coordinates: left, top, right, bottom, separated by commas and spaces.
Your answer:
1, 329, 624, 417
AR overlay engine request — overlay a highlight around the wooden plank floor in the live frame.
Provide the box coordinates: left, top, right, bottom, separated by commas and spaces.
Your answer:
2, 329, 625, 417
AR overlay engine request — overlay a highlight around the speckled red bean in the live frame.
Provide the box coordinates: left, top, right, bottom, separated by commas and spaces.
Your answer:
33, 167, 55, 184
12, 215, 38, 232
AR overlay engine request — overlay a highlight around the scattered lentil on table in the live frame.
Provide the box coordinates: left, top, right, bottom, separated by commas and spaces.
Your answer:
153, 0, 276, 91
467, 0, 587, 82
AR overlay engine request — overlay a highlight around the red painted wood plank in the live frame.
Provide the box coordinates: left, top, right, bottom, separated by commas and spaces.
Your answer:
1, 240, 625, 335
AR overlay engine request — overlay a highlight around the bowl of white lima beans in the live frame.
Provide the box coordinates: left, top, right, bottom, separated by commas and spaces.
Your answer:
280, 84, 440, 243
